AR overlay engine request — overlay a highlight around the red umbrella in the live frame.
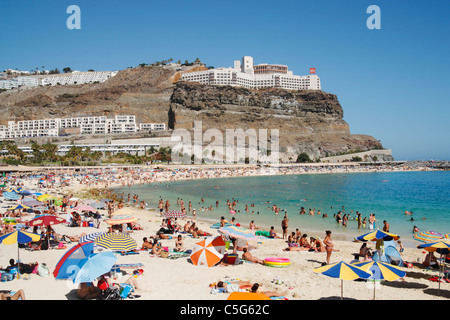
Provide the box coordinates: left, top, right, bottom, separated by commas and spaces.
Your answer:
26, 215, 65, 227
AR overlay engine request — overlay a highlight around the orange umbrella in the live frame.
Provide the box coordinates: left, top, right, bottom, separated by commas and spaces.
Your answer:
227, 292, 271, 300
190, 236, 225, 267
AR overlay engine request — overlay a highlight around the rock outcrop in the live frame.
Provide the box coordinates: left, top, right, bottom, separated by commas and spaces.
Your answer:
170, 82, 384, 160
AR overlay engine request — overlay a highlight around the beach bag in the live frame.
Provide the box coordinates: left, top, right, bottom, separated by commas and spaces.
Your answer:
37, 263, 50, 277
119, 284, 133, 299
98, 278, 109, 291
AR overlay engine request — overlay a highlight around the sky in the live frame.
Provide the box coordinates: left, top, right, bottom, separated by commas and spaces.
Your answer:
0, 0, 449, 161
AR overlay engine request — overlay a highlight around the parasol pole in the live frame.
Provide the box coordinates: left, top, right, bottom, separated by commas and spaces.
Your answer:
341, 279, 343, 300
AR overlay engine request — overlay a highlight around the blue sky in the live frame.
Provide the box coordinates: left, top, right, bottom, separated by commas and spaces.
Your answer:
1, 0, 449, 160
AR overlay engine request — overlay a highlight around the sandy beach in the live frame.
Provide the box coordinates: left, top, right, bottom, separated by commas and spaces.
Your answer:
1, 164, 448, 301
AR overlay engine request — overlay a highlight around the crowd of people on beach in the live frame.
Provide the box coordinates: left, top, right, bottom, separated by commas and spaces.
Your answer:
0, 161, 444, 300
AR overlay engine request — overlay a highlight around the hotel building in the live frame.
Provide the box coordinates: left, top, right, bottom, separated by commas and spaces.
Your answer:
181, 56, 321, 91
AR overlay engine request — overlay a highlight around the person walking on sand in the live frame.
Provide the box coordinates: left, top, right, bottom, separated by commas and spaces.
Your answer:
281, 214, 289, 239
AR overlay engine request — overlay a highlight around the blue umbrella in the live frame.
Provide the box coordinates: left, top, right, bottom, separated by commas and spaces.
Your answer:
53, 242, 95, 280
72, 251, 117, 284
3, 192, 20, 200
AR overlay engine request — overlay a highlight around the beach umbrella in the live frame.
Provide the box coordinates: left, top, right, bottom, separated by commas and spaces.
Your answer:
313, 261, 372, 300
0, 229, 42, 277
53, 242, 95, 279
352, 261, 406, 299
7, 204, 31, 211
78, 232, 105, 244
355, 229, 400, 242
218, 225, 259, 242
227, 292, 271, 300
74, 204, 96, 212
37, 194, 53, 201
3, 191, 20, 200
72, 251, 117, 284
18, 190, 33, 196
190, 236, 224, 267
26, 215, 66, 227
413, 231, 444, 243
99, 198, 111, 203
22, 198, 43, 207
90, 201, 105, 209
164, 210, 187, 219
417, 240, 450, 291
105, 214, 138, 225
94, 233, 137, 252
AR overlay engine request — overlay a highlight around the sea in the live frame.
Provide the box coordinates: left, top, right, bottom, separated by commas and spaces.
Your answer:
113, 170, 450, 248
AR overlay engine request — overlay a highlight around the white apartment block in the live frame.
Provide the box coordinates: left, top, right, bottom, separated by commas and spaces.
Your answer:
181, 56, 321, 91
40, 71, 118, 86
0, 115, 166, 140
0, 71, 118, 91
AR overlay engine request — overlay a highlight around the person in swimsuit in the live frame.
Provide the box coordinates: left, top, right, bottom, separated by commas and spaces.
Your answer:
323, 230, 334, 265
0, 289, 25, 300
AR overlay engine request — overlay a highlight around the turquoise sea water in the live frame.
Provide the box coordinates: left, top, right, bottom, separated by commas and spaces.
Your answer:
113, 171, 450, 247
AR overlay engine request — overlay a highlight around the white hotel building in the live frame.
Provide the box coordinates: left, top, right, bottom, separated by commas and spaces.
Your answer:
0, 115, 166, 139
181, 56, 321, 91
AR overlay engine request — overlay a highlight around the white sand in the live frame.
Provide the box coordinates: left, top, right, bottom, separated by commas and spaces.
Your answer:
0, 168, 448, 301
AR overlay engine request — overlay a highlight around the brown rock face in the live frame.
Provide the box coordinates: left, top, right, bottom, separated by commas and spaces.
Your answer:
170, 82, 383, 160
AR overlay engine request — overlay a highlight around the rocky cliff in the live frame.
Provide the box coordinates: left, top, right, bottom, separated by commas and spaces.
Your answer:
0, 66, 386, 161
170, 82, 384, 161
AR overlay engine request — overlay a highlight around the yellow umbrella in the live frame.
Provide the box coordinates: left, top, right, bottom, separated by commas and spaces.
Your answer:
37, 194, 53, 201
313, 261, 372, 300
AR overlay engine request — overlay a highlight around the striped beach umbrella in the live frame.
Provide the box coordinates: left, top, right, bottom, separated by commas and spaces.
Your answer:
352, 261, 406, 299
3, 191, 21, 200
413, 231, 444, 243
22, 198, 43, 207
0, 229, 42, 276
94, 233, 137, 252
417, 240, 450, 291
313, 261, 372, 300
218, 225, 259, 242
78, 232, 105, 244
190, 236, 224, 267
356, 229, 400, 242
